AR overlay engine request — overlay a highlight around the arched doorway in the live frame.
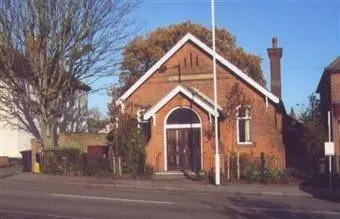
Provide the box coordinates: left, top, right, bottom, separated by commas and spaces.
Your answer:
165, 107, 202, 172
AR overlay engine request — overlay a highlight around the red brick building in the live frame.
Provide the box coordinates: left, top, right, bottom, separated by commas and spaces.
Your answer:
317, 57, 340, 172
116, 33, 286, 172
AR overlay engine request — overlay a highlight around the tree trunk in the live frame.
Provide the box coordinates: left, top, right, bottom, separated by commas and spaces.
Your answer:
40, 121, 57, 149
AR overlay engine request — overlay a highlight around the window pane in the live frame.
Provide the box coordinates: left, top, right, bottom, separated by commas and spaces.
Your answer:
245, 119, 251, 142
238, 106, 251, 118
246, 108, 251, 117
167, 108, 200, 124
238, 119, 245, 142
238, 119, 252, 143
238, 107, 246, 117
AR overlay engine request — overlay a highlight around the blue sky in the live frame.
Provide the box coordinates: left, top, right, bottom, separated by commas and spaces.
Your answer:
88, 0, 340, 116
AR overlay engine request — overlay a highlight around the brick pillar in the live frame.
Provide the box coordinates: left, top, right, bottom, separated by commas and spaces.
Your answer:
31, 139, 43, 172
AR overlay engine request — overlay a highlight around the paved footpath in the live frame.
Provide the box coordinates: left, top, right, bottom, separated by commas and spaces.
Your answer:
3, 172, 339, 198
0, 167, 22, 179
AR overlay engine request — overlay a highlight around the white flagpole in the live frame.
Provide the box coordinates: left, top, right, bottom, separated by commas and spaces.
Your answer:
211, 0, 220, 185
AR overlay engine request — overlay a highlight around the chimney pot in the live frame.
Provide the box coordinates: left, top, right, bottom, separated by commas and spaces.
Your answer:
272, 37, 278, 48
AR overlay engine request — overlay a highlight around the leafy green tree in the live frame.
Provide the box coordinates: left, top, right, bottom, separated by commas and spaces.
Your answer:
107, 114, 147, 175
299, 93, 327, 157
119, 21, 266, 94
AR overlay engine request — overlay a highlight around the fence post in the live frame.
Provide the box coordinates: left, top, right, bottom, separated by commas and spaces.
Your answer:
227, 151, 230, 181
237, 151, 240, 180
260, 152, 265, 182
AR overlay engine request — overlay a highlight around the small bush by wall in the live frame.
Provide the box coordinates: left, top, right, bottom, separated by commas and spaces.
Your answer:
40, 148, 112, 176
40, 147, 154, 178
210, 152, 290, 184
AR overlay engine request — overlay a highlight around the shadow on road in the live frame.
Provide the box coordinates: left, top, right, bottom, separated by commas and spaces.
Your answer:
299, 174, 340, 203
201, 196, 340, 219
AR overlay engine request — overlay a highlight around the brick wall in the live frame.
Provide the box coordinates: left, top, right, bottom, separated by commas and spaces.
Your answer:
31, 139, 42, 171
319, 71, 340, 172
123, 41, 285, 172
145, 93, 213, 171
0, 156, 9, 167
331, 73, 340, 171
58, 133, 107, 151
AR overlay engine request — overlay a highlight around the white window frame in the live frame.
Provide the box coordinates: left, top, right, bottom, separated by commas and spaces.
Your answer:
236, 105, 252, 145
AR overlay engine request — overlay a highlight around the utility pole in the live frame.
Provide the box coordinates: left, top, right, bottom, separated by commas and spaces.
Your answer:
327, 111, 333, 191
211, 0, 220, 185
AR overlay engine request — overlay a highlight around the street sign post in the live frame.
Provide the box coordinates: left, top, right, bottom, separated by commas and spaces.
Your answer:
325, 111, 334, 191
325, 142, 335, 156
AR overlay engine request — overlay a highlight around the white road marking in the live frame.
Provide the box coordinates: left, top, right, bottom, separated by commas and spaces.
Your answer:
0, 209, 93, 218
50, 193, 175, 205
237, 206, 340, 215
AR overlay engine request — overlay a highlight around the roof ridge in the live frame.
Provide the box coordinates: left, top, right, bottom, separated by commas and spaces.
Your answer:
117, 33, 280, 105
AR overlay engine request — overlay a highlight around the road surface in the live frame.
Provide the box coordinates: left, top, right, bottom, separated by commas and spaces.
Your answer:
0, 176, 339, 218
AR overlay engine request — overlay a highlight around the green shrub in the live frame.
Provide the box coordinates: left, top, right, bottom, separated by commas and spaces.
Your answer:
41, 148, 83, 175
107, 115, 151, 178
133, 163, 154, 179
264, 168, 289, 184
84, 154, 111, 176
243, 163, 261, 182
222, 152, 289, 184
41, 148, 113, 176
207, 168, 214, 184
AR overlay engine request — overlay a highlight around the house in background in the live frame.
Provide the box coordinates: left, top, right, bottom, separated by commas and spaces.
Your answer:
116, 33, 286, 173
0, 86, 89, 158
317, 57, 340, 173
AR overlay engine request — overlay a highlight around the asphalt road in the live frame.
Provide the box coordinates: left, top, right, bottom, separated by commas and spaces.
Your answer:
0, 177, 339, 218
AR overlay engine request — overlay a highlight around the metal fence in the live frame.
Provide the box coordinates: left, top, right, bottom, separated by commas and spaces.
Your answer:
204, 152, 285, 181
153, 151, 286, 181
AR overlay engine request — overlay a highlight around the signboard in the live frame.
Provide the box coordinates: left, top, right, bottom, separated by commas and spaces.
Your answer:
325, 142, 335, 156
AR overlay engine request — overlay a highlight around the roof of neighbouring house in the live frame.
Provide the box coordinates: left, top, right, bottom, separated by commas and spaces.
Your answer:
143, 84, 222, 120
325, 57, 340, 71
116, 33, 280, 106
317, 57, 340, 93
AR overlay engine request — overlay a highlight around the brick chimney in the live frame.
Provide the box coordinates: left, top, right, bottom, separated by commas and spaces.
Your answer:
267, 37, 283, 99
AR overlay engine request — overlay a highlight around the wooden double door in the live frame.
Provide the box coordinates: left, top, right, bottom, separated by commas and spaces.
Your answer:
166, 128, 201, 172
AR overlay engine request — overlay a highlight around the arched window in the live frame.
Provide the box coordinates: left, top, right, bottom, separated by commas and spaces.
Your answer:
167, 108, 200, 124
237, 106, 252, 144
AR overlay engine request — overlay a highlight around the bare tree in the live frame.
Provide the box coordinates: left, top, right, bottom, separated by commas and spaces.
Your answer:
0, 0, 138, 148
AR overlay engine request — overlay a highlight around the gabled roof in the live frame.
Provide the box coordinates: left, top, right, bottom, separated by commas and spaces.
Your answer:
117, 33, 280, 105
143, 84, 221, 120
326, 57, 340, 71
317, 57, 340, 93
